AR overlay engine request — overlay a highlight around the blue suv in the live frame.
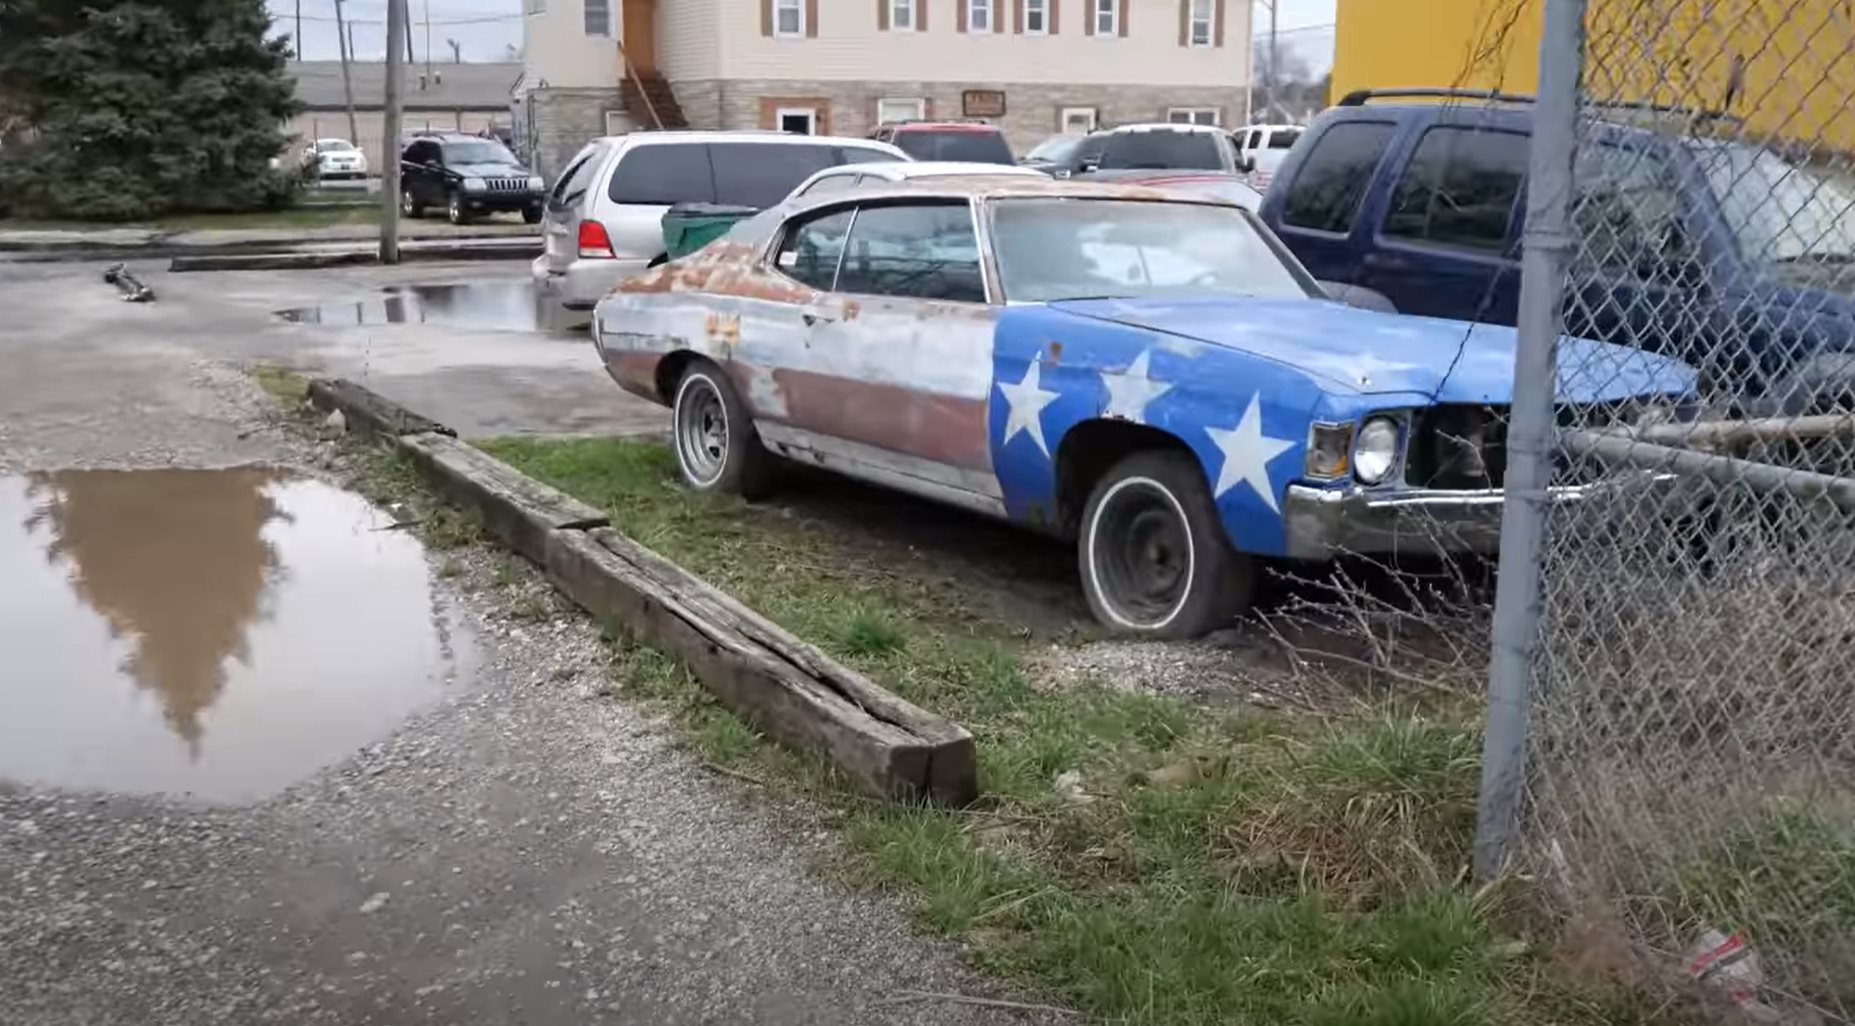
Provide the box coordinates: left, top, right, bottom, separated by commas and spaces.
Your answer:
1257, 88, 1855, 415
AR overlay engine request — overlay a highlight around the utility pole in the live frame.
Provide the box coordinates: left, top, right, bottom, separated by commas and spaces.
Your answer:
381, 0, 406, 263
447, 38, 461, 63
333, 0, 359, 144
1265, 0, 1279, 122
294, 0, 302, 60
423, 0, 434, 86
403, 6, 416, 85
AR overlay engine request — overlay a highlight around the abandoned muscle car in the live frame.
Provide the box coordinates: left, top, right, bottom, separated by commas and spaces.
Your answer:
592, 178, 1697, 638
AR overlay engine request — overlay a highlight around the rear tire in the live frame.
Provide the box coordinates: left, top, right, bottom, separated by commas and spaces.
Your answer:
671, 362, 774, 498
401, 188, 423, 219
1078, 450, 1253, 638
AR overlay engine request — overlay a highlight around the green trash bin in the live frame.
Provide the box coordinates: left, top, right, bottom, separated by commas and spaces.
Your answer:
660, 202, 762, 260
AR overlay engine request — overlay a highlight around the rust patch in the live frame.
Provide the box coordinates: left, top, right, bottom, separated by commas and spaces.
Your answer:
615, 242, 819, 306
841, 299, 861, 322
1047, 340, 1063, 364
766, 368, 992, 472
603, 350, 662, 400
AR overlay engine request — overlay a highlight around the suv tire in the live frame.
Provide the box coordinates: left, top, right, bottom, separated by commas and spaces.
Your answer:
1078, 450, 1252, 638
401, 187, 423, 219
446, 191, 471, 226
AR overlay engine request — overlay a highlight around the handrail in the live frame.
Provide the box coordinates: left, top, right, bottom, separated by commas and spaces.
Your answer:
615, 38, 662, 131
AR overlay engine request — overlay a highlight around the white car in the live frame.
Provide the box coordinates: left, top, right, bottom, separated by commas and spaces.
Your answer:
1233, 123, 1303, 192
308, 138, 369, 180
786, 160, 1046, 200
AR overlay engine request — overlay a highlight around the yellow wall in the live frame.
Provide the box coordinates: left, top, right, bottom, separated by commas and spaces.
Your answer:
1331, 0, 1855, 152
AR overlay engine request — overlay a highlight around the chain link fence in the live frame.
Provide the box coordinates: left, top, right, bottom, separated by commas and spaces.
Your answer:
1480, 0, 1855, 1021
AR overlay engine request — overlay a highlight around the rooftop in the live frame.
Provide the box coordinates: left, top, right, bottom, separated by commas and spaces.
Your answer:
290, 60, 520, 111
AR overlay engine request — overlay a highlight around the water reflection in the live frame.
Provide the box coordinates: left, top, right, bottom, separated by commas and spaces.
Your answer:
276, 281, 582, 333
0, 468, 473, 801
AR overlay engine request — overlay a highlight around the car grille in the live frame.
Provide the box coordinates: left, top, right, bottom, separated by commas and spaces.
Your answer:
1404, 401, 1674, 489
484, 177, 528, 193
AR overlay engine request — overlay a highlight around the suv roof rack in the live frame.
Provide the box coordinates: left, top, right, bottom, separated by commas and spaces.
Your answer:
1335, 86, 1743, 123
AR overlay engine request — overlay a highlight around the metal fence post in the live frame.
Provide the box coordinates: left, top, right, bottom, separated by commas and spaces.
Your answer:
1473, 0, 1586, 882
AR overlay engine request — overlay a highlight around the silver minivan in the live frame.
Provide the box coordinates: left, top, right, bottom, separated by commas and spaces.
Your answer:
532, 131, 906, 310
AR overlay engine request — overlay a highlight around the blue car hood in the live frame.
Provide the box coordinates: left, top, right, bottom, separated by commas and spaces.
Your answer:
1051, 296, 1697, 403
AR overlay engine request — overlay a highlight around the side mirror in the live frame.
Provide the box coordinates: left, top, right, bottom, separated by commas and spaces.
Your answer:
1236, 155, 1256, 174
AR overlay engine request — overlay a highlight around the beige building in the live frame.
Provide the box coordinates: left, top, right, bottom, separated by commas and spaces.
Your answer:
518, 0, 1251, 178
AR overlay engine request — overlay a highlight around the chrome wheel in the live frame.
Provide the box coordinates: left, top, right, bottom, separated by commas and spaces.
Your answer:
1086, 476, 1195, 630
401, 189, 415, 216
673, 372, 729, 488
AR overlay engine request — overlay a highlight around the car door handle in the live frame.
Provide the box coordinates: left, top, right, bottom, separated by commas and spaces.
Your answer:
1362, 252, 1411, 271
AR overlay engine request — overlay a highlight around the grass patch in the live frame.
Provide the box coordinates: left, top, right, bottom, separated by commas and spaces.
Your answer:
1, 205, 382, 232
251, 361, 308, 404
474, 435, 1667, 1025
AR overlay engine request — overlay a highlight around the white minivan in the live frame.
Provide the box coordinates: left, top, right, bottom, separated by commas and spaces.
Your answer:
533, 131, 906, 310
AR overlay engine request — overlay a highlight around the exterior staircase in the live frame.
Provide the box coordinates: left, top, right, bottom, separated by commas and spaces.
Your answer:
619, 69, 688, 130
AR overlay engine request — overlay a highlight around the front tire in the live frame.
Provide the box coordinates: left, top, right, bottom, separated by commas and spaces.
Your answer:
446, 191, 471, 225
1078, 450, 1253, 638
401, 187, 423, 218
671, 362, 774, 498
522, 206, 543, 225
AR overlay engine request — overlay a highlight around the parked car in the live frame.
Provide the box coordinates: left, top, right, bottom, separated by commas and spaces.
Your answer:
1075, 169, 1264, 209
307, 138, 368, 180
788, 160, 1046, 199
533, 131, 905, 311
1019, 133, 1094, 177
1258, 87, 1855, 414
591, 178, 1696, 637
1233, 123, 1303, 191
869, 120, 1015, 164
400, 132, 545, 225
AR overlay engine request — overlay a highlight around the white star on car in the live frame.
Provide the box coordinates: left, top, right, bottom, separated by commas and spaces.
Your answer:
1099, 348, 1172, 424
997, 355, 1060, 457
1206, 394, 1297, 513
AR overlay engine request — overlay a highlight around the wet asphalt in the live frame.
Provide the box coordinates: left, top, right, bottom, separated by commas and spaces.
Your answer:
0, 257, 1056, 1026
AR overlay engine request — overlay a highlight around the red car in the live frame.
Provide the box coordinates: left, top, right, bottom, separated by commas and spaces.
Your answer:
868, 120, 1015, 164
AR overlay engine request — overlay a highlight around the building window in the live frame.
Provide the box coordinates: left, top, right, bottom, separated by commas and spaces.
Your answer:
891, 0, 916, 31
583, 0, 610, 36
969, 0, 991, 32
878, 97, 927, 124
1188, 0, 1212, 45
1167, 107, 1220, 126
1060, 106, 1098, 132
774, 0, 804, 36
776, 107, 818, 134
1092, 0, 1115, 35
1023, 0, 1047, 32
525, 0, 546, 13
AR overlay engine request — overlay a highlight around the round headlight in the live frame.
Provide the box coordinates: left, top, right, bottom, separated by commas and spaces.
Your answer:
1352, 417, 1400, 484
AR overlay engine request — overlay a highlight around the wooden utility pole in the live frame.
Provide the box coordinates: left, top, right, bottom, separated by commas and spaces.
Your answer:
381, 0, 406, 263
333, 0, 359, 143
294, 0, 302, 59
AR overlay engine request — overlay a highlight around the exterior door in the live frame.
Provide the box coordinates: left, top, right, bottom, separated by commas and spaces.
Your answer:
621, 0, 656, 75
1356, 124, 1528, 323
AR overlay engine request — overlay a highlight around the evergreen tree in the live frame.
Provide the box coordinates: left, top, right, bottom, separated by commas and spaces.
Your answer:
0, 0, 303, 220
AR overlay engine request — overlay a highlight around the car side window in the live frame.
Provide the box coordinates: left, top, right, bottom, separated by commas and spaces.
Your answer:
836, 203, 985, 303
1572, 143, 1687, 277
550, 147, 603, 207
406, 141, 439, 165
1281, 121, 1396, 233
607, 143, 716, 205
774, 208, 856, 291
1382, 126, 1527, 253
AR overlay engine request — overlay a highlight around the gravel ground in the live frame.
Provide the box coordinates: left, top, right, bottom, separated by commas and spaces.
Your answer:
0, 262, 1060, 1026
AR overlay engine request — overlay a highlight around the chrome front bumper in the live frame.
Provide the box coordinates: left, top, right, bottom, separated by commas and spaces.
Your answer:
1281, 473, 1683, 561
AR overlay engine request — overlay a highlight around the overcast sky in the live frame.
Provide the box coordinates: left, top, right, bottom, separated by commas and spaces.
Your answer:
270, 0, 1334, 68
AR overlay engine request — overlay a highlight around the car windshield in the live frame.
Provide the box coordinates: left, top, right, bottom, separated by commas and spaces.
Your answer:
1690, 141, 1855, 262
1267, 129, 1301, 149
316, 140, 355, 153
442, 140, 518, 165
1026, 136, 1082, 162
990, 198, 1316, 302
1098, 130, 1222, 171
893, 130, 1015, 164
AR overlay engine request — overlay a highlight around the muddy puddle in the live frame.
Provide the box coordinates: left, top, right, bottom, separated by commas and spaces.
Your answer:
0, 467, 474, 802
276, 281, 584, 334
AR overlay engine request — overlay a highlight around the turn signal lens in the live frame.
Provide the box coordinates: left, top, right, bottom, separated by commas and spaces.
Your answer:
577, 219, 615, 259
1305, 422, 1352, 479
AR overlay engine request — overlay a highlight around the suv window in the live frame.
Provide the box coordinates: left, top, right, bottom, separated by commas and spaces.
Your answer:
608, 143, 714, 204
893, 130, 1014, 164
404, 140, 440, 164
1281, 121, 1396, 233
1099, 130, 1222, 171
836, 203, 984, 302
1572, 143, 1685, 276
549, 146, 603, 207
1268, 128, 1301, 149
1382, 126, 1527, 252
775, 208, 855, 290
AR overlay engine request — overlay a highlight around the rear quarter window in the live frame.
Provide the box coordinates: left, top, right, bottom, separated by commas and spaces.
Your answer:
895, 130, 1014, 163
1280, 121, 1397, 233
607, 143, 714, 205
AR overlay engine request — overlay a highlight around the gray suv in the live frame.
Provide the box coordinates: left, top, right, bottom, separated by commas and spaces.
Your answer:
532, 131, 905, 310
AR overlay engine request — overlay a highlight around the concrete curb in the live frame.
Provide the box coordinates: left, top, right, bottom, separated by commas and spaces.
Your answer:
0, 235, 541, 266
305, 377, 978, 806
170, 240, 542, 272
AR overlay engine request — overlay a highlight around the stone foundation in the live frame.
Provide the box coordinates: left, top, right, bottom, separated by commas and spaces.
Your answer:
665, 79, 1248, 152
522, 87, 626, 182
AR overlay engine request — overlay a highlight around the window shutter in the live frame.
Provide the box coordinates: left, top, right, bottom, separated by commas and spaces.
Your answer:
1085, 0, 1094, 35
995, 0, 1006, 32
1012, 0, 1022, 32
957, 0, 967, 31
1176, 0, 1186, 45
1213, 0, 1224, 45
762, 0, 773, 35
1049, 0, 1059, 33
807, 0, 819, 35
1117, 0, 1128, 35
919, 0, 928, 30
878, 0, 889, 30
